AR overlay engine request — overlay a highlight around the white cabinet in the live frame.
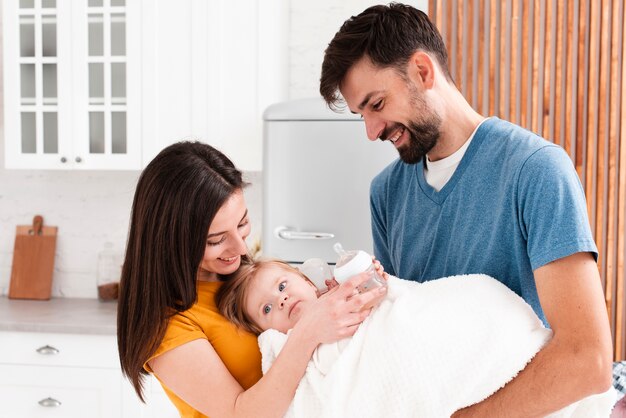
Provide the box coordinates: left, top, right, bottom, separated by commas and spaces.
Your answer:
2, 0, 141, 169
0, 330, 176, 418
0, 331, 125, 417
2, 0, 288, 171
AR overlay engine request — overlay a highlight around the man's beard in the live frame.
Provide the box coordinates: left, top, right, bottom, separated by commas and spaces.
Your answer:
397, 116, 441, 164
390, 85, 442, 164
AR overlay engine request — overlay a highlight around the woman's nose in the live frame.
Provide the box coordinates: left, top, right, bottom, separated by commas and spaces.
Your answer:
232, 232, 248, 255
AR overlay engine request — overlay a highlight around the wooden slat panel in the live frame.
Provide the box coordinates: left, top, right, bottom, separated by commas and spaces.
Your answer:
615, 0, 626, 360
564, 0, 576, 158
499, 0, 508, 120
604, 2, 619, 332
531, 0, 541, 134
586, 0, 599, 238
520, 0, 530, 127
431, 0, 625, 361
487, 0, 495, 115
576, 0, 589, 181
554, 0, 565, 147
510, 0, 519, 124
477, 0, 486, 113
542, 0, 553, 140
466, 0, 475, 107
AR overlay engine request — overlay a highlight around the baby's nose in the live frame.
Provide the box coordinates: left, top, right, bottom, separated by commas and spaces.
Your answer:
279, 294, 288, 308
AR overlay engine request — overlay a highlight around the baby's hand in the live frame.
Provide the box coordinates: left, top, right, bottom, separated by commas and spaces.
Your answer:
372, 256, 389, 281
324, 278, 340, 290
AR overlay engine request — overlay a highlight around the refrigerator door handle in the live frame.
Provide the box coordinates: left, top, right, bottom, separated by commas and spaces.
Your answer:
275, 226, 335, 240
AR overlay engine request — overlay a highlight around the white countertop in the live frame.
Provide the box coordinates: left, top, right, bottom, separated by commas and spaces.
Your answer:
0, 296, 117, 335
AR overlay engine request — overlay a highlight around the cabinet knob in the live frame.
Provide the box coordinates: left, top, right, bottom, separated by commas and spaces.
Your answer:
75, 156, 82, 163
38, 397, 62, 407
36, 345, 60, 355
60, 157, 67, 163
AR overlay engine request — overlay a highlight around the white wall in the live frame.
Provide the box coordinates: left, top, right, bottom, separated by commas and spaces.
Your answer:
0, 0, 426, 298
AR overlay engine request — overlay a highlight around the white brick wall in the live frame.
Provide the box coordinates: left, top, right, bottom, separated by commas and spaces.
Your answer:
0, 1, 426, 298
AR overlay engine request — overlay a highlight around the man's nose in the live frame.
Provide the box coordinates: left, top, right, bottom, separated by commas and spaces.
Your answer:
364, 114, 385, 141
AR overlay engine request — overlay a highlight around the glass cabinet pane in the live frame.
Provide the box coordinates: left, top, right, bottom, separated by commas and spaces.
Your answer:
20, 64, 36, 102
43, 112, 58, 153
89, 112, 105, 153
42, 15, 57, 57
112, 112, 126, 154
42, 64, 57, 101
111, 0, 125, 6
111, 63, 126, 100
20, 0, 34, 8
89, 0, 103, 6
111, 14, 125, 56
21, 113, 36, 153
89, 63, 104, 103
42, 0, 56, 7
19, 17, 35, 57
88, 14, 104, 56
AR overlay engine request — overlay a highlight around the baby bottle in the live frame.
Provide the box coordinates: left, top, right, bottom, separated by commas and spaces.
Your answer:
332, 242, 387, 293
299, 258, 333, 292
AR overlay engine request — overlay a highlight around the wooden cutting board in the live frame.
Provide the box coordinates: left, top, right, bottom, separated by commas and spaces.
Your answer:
8, 215, 57, 300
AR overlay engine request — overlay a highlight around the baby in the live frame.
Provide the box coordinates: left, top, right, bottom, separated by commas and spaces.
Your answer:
217, 259, 617, 418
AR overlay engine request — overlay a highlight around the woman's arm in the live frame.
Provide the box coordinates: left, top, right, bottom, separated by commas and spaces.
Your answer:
150, 271, 385, 418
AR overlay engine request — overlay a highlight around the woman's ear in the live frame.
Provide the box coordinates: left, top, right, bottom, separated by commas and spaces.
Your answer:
407, 51, 436, 90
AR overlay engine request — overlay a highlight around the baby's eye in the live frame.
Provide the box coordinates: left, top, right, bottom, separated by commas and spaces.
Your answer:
278, 281, 286, 292
263, 304, 272, 314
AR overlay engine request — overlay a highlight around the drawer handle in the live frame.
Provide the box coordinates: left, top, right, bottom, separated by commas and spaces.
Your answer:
36, 345, 60, 355
38, 397, 62, 407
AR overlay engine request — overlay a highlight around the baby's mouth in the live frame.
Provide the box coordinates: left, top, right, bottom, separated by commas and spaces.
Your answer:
288, 301, 300, 317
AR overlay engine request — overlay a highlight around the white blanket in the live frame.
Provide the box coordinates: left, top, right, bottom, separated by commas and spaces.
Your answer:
259, 275, 616, 418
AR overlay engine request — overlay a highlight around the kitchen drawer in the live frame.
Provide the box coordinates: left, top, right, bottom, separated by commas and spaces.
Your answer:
0, 364, 122, 418
0, 331, 118, 369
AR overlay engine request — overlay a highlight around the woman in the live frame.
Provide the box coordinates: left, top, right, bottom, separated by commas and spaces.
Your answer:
117, 141, 382, 418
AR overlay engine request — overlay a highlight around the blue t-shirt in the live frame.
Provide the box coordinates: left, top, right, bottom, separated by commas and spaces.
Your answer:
370, 117, 597, 325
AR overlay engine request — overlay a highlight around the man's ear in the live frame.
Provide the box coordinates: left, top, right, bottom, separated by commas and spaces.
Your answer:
406, 51, 436, 90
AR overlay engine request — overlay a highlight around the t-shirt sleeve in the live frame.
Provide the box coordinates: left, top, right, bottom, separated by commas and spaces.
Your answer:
144, 311, 207, 372
370, 174, 395, 276
517, 145, 598, 271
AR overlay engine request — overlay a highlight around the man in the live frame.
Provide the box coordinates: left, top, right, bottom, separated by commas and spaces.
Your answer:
320, 3, 613, 417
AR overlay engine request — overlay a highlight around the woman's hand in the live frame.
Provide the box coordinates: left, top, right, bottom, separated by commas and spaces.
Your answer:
294, 272, 387, 345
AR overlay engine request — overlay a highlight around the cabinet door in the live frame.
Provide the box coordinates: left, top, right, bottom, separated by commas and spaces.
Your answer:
2, 0, 141, 170
140, 0, 288, 171
3, 0, 72, 169
70, 0, 141, 170
0, 365, 122, 418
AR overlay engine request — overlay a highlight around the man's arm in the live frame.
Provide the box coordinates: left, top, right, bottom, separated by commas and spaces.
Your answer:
452, 252, 613, 418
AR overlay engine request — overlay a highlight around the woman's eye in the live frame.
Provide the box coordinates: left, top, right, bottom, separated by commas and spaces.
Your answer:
373, 100, 383, 110
263, 304, 272, 314
238, 218, 250, 228
206, 237, 225, 246
278, 281, 286, 292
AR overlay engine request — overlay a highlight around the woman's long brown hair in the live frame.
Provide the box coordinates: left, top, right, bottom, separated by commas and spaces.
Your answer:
117, 141, 245, 401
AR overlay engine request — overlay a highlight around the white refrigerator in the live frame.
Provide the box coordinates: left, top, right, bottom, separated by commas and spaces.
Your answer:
262, 98, 398, 264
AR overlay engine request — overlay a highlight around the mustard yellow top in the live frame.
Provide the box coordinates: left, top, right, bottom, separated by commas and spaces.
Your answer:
146, 280, 263, 418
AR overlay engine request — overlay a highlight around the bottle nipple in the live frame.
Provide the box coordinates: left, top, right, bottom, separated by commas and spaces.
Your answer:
333, 242, 347, 257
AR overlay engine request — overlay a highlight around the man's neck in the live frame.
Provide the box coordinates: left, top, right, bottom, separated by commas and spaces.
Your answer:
428, 89, 485, 162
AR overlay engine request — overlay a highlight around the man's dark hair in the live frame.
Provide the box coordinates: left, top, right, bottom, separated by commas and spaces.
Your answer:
320, 2, 452, 109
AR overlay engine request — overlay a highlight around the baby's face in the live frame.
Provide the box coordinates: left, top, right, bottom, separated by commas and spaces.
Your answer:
244, 264, 318, 333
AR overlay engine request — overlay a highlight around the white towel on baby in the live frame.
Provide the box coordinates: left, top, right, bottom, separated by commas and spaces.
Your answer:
259, 274, 616, 418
